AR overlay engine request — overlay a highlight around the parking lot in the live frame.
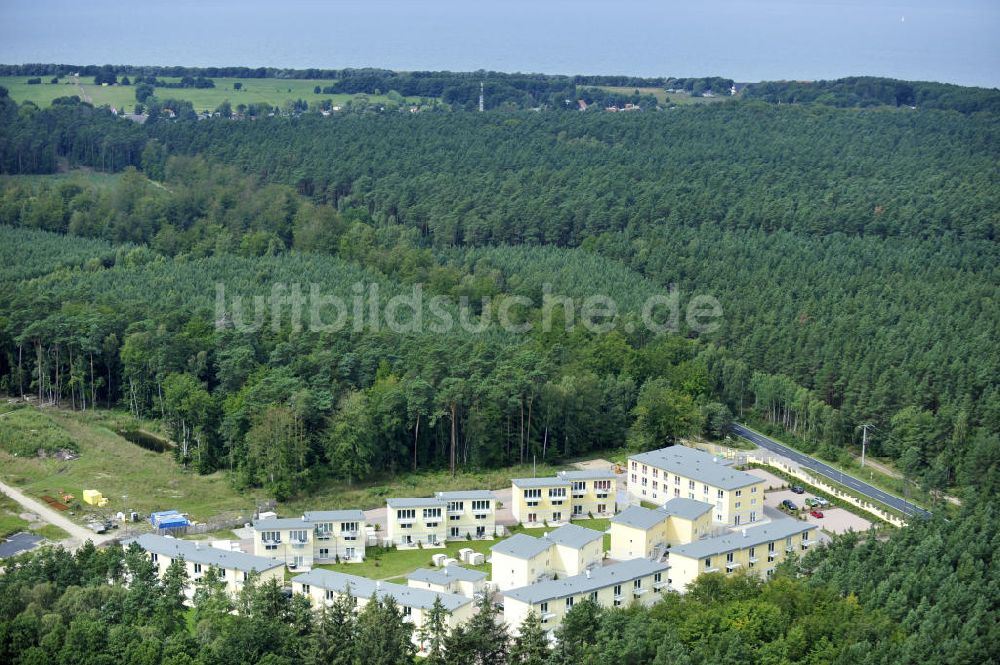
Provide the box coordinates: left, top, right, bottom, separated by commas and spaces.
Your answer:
764, 488, 873, 534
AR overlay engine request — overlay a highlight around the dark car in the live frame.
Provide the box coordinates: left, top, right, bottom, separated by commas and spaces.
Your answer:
781, 499, 798, 511
790, 486, 805, 494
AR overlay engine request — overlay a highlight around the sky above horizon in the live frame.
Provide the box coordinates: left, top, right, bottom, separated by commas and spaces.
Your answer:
1, 0, 998, 87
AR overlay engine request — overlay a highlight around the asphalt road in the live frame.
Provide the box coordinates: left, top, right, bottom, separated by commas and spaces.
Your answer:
732, 423, 931, 519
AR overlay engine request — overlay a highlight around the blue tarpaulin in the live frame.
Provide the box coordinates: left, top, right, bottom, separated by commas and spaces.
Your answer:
149, 510, 190, 530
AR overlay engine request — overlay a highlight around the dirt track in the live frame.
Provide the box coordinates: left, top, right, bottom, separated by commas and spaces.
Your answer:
0, 480, 114, 550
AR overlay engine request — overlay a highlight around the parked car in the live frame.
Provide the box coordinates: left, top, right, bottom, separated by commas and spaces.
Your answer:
810, 510, 824, 518
805, 498, 818, 507
790, 486, 805, 494
781, 499, 798, 511
813, 497, 830, 507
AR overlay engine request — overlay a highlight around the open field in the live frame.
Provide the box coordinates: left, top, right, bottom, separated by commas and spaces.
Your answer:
595, 85, 731, 105
0, 407, 253, 523
0, 75, 427, 111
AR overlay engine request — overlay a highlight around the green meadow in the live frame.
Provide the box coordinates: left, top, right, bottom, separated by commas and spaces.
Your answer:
0, 75, 425, 112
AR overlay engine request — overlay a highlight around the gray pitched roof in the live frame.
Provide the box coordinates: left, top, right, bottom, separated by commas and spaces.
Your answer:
407, 566, 487, 585
386, 497, 447, 509
292, 569, 471, 611
543, 523, 604, 549
491, 533, 553, 560
511, 477, 571, 489
669, 519, 816, 560
504, 559, 669, 605
130, 534, 284, 573
629, 446, 764, 490
662, 498, 713, 520
435, 490, 496, 501
610, 506, 670, 530
253, 517, 313, 530
303, 510, 365, 522
556, 469, 616, 481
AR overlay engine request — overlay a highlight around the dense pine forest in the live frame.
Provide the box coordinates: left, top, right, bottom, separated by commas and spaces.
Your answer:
1, 67, 999, 663
2, 86, 997, 493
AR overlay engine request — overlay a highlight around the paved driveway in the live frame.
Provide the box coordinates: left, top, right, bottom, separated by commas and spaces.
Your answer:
804, 507, 873, 534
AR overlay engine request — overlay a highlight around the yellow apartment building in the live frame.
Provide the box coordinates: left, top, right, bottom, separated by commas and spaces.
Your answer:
302, 510, 367, 563
434, 490, 497, 540
251, 516, 318, 570
556, 469, 617, 518
490, 523, 604, 590
291, 569, 474, 651
511, 476, 572, 525
511, 470, 617, 525
666, 518, 819, 591
503, 558, 671, 637
131, 533, 284, 601
609, 497, 713, 560
628, 446, 766, 527
386, 497, 448, 547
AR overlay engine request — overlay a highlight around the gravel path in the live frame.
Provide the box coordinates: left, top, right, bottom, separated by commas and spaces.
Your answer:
0, 480, 114, 550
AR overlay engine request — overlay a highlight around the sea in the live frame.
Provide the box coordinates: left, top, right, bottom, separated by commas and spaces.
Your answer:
1, 0, 997, 87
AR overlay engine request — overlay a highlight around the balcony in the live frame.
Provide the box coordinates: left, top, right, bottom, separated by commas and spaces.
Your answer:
540, 611, 556, 621
291, 540, 308, 548
572, 490, 586, 498
633, 587, 648, 596
653, 580, 670, 591
801, 538, 816, 548
785, 545, 795, 553
448, 508, 464, 516
613, 594, 624, 603
704, 566, 719, 573
748, 556, 759, 564
725, 562, 742, 571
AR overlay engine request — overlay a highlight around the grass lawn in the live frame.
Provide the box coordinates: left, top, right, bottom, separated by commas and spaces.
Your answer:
0, 492, 71, 541
0, 494, 30, 539
35, 524, 71, 540
314, 518, 611, 582
0, 407, 253, 524
0, 75, 427, 112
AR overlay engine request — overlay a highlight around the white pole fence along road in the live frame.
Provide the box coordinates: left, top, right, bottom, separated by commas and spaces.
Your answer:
730, 423, 930, 523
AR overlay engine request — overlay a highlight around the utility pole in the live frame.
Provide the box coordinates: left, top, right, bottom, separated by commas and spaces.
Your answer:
858, 423, 873, 468
479, 81, 484, 112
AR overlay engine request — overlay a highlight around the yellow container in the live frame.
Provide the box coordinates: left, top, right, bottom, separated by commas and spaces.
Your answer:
83, 489, 105, 506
